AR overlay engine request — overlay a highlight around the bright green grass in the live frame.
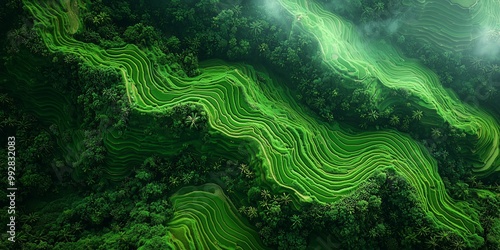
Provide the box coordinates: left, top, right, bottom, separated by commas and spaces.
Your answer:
277, 0, 500, 176
167, 184, 267, 249
23, 0, 485, 238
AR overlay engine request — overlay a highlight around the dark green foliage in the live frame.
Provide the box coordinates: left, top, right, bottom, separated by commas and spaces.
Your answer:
5, 23, 48, 56
0, 0, 23, 35
235, 168, 473, 250
319, 0, 406, 27
123, 23, 159, 47
0, 92, 57, 201
393, 38, 499, 114
3, 1, 499, 250
75, 63, 127, 129
6, 145, 239, 249
328, 0, 500, 116
141, 103, 208, 140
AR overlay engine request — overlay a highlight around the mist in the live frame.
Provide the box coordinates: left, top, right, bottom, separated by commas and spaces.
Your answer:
474, 28, 500, 60
360, 18, 401, 38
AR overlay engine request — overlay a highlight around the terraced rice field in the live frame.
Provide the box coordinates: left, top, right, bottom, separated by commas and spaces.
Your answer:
22, 0, 499, 245
400, 0, 500, 51
167, 184, 267, 249
278, 0, 500, 176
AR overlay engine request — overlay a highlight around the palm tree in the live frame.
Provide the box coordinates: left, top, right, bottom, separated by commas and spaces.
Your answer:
59, 226, 73, 242
291, 215, 302, 229
325, 113, 334, 122
261, 189, 271, 200
233, 5, 242, 15
169, 176, 179, 187
431, 128, 441, 138
181, 172, 193, 184
244, 171, 254, 179
259, 200, 270, 210
239, 163, 254, 178
417, 226, 430, 236
403, 230, 419, 245
72, 222, 83, 234
2, 117, 18, 127
9, 28, 25, 44
489, 64, 500, 73
467, 176, 478, 186
367, 110, 379, 121
212, 160, 222, 170
471, 57, 484, 69
239, 163, 249, 173
31, 230, 49, 244
441, 150, 449, 159
185, 113, 200, 129
21, 212, 40, 224
247, 206, 258, 219
249, 21, 263, 36
86, 176, 97, 186
92, 12, 110, 25
389, 115, 400, 126
412, 110, 423, 120
426, 236, 439, 249
280, 193, 291, 205
0, 93, 12, 104
438, 230, 451, 241
362, 7, 374, 17
238, 206, 247, 214
18, 116, 32, 131
451, 236, 466, 250
258, 43, 268, 53
15, 233, 29, 245
374, 2, 385, 11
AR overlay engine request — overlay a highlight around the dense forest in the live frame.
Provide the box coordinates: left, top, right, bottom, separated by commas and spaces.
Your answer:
0, 0, 499, 249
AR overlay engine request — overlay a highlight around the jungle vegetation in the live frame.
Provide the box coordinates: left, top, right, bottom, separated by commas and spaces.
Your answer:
0, 0, 499, 249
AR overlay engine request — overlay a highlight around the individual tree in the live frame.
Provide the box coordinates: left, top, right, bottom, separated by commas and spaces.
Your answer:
2, 116, 18, 127
247, 206, 258, 219
0, 93, 13, 104
92, 12, 111, 25
374, 2, 385, 12
239, 163, 254, 178
21, 212, 40, 224
362, 7, 374, 18
249, 21, 263, 36
290, 215, 302, 230
412, 110, 423, 120
261, 189, 271, 200
280, 193, 291, 205
389, 115, 400, 126
431, 128, 441, 138
426, 236, 439, 249
185, 113, 200, 129
367, 110, 379, 121
123, 23, 158, 47
258, 43, 268, 53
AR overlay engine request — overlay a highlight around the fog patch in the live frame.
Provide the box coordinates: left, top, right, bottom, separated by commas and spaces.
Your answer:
474, 28, 500, 60
361, 18, 401, 38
